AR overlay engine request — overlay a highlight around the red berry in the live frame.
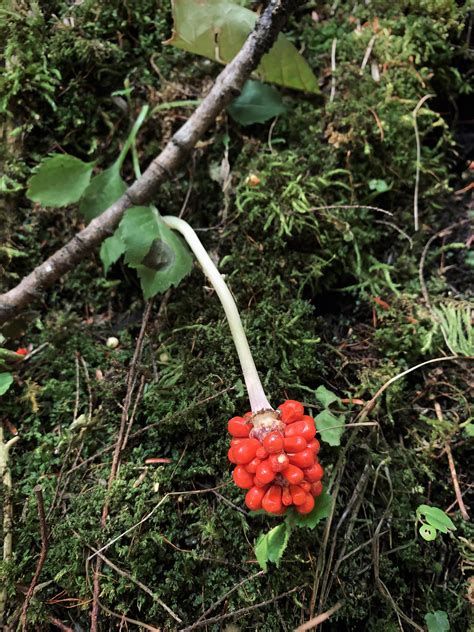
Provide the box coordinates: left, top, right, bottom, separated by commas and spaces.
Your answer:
281, 464, 304, 485
288, 448, 315, 469
256, 446, 268, 459
282, 487, 293, 506
307, 439, 320, 454
269, 453, 289, 472
245, 457, 261, 474
296, 493, 315, 514
244, 411, 253, 418
262, 432, 284, 454
278, 400, 304, 423
228, 416, 251, 438
304, 462, 324, 482
230, 438, 244, 446
255, 460, 276, 485
284, 417, 316, 441
290, 484, 307, 506
262, 484, 283, 513
232, 465, 254, 489
300, 481, 311, 493
245, 486, 267, 510
233, 438, 260, 464
15, 348, 28, 356
310, 481, 323, 497
228, 447, 237, 464
283, 436, 307, 453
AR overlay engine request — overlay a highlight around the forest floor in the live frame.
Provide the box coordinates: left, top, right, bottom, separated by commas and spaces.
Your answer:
0, 2, 473, 631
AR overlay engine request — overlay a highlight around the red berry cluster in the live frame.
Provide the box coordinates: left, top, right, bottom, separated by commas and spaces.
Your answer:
227, 400, 323, 515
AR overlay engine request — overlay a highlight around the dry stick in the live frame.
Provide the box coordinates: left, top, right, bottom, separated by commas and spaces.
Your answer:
329, 38, 337, 103
294, 601, 343, 632
309, 204, 393, 216
434, 402, 470, 521
90, 300, 153, 631
20, 485, 49, 631
0, 0, 303, 325
46, 616, 74, 632
0, 426, 19, 626
179, 586, 302, 632
87, 544, 182, 623
412, 94, 434, 232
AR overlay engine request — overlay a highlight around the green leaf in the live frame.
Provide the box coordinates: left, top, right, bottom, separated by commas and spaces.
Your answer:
315, 409, 345, 446
27, 154, 94, 207
100, 230, 127, 274
228, 80, 287, 125
424, 611, 450, 632
419, 524, 437, 541
315, 385, 340, 408
416, 505, 456, 534
463, 422, 474, 437
368, 179, 390, 193
79, 162, 127, 223
119, 207, 193, 298
289, 489, 332, 529
166, 0, 319, 94
0, 372, 14, 396
255, 523, 290, 572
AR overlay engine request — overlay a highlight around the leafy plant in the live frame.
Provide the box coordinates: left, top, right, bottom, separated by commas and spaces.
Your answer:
227, 79, 287, 125
434, 302, 474, 356
314, 385, 346, 446
416, 505, 456, 541
425, 610, 450, 632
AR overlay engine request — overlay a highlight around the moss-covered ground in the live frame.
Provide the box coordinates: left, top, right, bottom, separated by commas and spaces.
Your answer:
0, 1, 473, 630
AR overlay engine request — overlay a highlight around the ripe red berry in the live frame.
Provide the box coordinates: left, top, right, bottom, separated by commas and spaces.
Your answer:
288, 448, 315, 469
269, 453, 289, 472
262, 432, 284, 454
256, 446, 268, 459
15, 348, 28, 356
300, 481, 311, 493
228, 447, 237, 464
283, 436, 307, 453
290, 484, 307, 506
228, 416, 251, 437
296, 493, 315, 514
304, 462, 324, 482
245, 457, 261, 474
281, 463, 304, 485
307, 438, 320, 454
282, 486, 293, 506
255, 460, 276, 485
278, 400, 304, 423
245, 486, 267, 510
310, 481, 323, 497
232, 465, 254, 489
233, 438, 260, 464
284, 417, 316, 441
262, 484, 283, 513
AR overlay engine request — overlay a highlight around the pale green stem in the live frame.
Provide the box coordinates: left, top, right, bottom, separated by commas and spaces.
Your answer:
162, 216, 272, 413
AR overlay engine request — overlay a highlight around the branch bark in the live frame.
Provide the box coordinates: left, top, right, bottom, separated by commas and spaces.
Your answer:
0, 0, 303, 325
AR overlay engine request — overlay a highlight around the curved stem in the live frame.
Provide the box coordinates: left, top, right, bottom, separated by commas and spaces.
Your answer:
162, 216, 272, 413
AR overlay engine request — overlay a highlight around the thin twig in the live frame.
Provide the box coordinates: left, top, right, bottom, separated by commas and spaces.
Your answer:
360, 35, 376, 71
310, 204, 393, 216
375, 220, 413, 249
179, 586, 302, 631
412, 94, 434, 232
294, 601, 343, 631
46, 616, 74, 632
329, 38, 337, 103
21, 485, 49, 631
87, 544, 182, 623
90, 300, 153, 631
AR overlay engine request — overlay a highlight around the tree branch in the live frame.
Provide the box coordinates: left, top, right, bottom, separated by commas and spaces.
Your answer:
0, 0, 303, 325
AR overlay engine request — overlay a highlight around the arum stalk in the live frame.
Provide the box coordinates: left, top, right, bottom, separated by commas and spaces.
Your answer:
163, 216, 272, 413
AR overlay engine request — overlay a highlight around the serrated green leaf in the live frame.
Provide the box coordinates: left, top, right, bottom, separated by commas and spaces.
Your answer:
416, 505, 456, 534
425, 611, 450, 632
119, 207, 193, 298
166, 0, 319, 94
255, 523, 290, 572
289, 489, 332, 529
79, 162, 127, 223
27, 154, 94, 207
100, 230, 127, 274
315, 409, 345, 446
228, 80, 287, 125
315, 385, 340, 408
0, 372, 14, 396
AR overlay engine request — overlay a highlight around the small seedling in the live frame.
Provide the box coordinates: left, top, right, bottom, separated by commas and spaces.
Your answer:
416, 504, 456, 541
